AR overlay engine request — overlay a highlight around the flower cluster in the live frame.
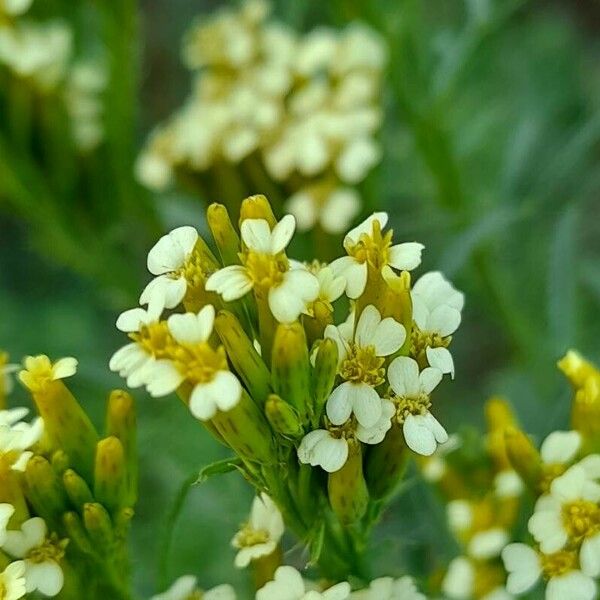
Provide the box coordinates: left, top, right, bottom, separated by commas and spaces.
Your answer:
0, 0, 106, 151
111, 194, 462, 591
499, 351, 600, 600
0, 352, 138, 600
136, 0, 386, 236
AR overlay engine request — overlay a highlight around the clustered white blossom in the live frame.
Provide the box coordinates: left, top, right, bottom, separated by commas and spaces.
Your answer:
0, 0, 106, 150
136, 0, 386, 235
502, 430, 600, 600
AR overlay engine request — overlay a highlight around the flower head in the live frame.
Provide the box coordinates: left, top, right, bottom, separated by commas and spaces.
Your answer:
232, 492, 284, 568
0, 560, 26, 600
350, 576, 425, 600
18, 355, 77, 394
150, 575, 236, 600
256, 566, 350, 600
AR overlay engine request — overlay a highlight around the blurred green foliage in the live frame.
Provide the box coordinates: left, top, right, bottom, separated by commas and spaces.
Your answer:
1, 0, 599, 597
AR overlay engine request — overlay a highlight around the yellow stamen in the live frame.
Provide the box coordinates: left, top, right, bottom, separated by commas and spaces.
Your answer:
541, 549, 578, 579
235, 523, 270, 548
346, 219, 393, 270
391, 392, 431, 424
562, 500, 600, 542
411, 325, 451, 368
27, 533, 68, 565
339, 344, 385, 387
243, 251, 288, 289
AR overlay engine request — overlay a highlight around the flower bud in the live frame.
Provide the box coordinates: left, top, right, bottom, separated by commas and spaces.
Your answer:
271, 323, 311, 423
211, 390, 276, 465
94, 437, 128, 515
106, 390, 137, 506
310, 338, 338, 427
63, 469, 94, 509
504, 427, 541, 491
24, 455, 68, 528
265, 394, 303, 438
83, 502, 114, 554
572, 377, 600, 453
558, 350, 600, 389
215, 310, 271, 404
485, 397, 517, 471
328, 444, 369, 525
207, 203, 242, 266
240, 194, 276, 227
63, 511, 93, 555
366, 424, 409, 500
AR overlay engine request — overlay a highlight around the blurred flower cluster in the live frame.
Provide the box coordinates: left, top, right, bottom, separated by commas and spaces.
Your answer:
0, 353, 137, 600
111, 193, 461, 595
136, 0, 386, 237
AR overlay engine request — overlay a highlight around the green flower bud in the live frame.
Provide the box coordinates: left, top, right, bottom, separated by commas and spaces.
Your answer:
240, 194, 276, 227
63, 511, 94, 556
83, 503, 114, 554
265, 394, 303, 438
106, 390, 137, 506
215, 310, 271, 405
504, 427, 542, 492
271, 323, 311, 423
311, 338, 338, 427
328, 444, 369, 525
207, 203, 242, 266
24, 455, 68, 528
94, 437, 128, 515
63, 469, 94, 510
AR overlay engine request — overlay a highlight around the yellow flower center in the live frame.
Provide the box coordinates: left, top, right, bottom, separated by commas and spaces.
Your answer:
27, 533, 68, 565
541, 548, 578, 579
391, 392, 431, 424
472, 563, 505, 598
562, 500, 600, 542
235, 523, 270, 548
411, 325, 450, 367
131, 323, 228, 385
243, 251, 288, 289
339, 344, 385, 387
346, 220, 393, 270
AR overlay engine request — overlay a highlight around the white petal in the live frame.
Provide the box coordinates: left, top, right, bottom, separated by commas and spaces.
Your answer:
442, 556, 474, 599
168, 305, 215, 344
403, 414, 437, 456
355, 399, 394, 444
147, 226, 197, 275
468, 528, 509, 560
501, 543, 541, 595
26, 560, 64, 596
427, 304, 462, 337
52, 357, 78, 380
387, 242, 424, 271
144, 360, 184, 397
320, 188, 361, 234
270, 214, 296, 254
419, 367, 443, 394
329, 256, 367, 299
550, 465, 586, 501
189, 371, 242, 421
241, 219, 272, 253
286, 192, 317, 232
151, 575, 198, 600
140, 275, 187, 311
426, 346, 455, 378
371, 318, 406, 357
324, 324, 350, 365
116, 307, 155, 333
581, 533, 600, 578
424, 412, 448, 443
298, 430, 330, 463
540, 430, 581, 464
387, 356, 420, 397
344, 212, 388, 245
205, 266, 254, 301
447, 500, 473, 533
326, 383, 354, 425
317, 436, 350, 473
578, 454, 600, 479
349, 383, 382, 428
355, 305, 382, 347
268, 269, 319, 323
528, 508, 567, 554
546, 571, 596, 600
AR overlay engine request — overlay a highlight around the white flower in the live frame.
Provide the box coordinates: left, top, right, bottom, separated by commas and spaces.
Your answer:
297, 399, 394, 473
287, 188, 361, 235
0, 416, 44, 472
0, 503, 15, 546
167, 306, 242, 420
232, 493, 284, 568
2, 517, 65, 597
494, 470, 524, 499
330, 212, 424, 300
206, 215, 320, 323
350, 576, 425, 600
256, 566, 351, 600
502, 542, 596, 600
109, 304, 175, 392
140, 226, 199, 312
0, 560, 26, 600
442, 556, 474, 600
0, 408, 29, 428
150, 575, 236, 600
18, 355, 78, 393
325, 305, 405, 428
528, 464, 600, 572
387, 356, 446, 456
411, 271, 464, 378
540, 430, 581, 467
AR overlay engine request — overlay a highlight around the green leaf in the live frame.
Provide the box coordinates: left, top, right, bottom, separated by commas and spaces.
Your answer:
194, 457, 243, 485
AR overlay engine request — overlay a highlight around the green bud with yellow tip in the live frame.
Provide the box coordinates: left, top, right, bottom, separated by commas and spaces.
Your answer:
366, 424, 409, 500
328, 443, 369, 524
271, 322, 311, 423
504, 427, 542, 492
265, 394, 303, 438
311, 338, 338, 427
63, 468, 94, 510
211, 390, 276, 465
63, 511, 94, 556
24, 455, 68, 527
207, 203, 242, 266
51, 450, 70, 475
106, 390, 137, 506
240, 194, 276, 227
485, 396, 518, 471
572, 378, 600, 454
94, 437, 127, 515
558, 350, 600, 389
83, 502, 114, 554
215, 311, 271, 405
